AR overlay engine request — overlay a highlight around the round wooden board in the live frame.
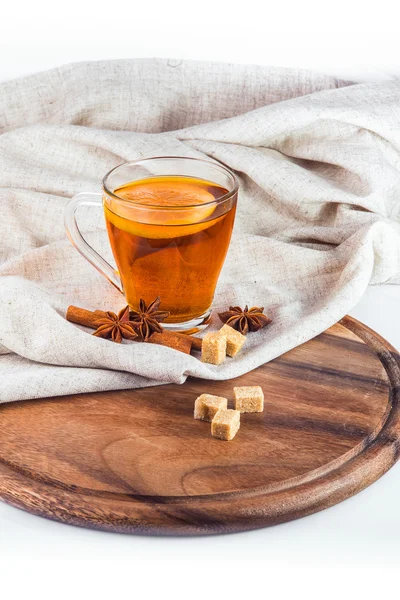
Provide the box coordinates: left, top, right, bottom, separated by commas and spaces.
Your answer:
1, 316, 400, 536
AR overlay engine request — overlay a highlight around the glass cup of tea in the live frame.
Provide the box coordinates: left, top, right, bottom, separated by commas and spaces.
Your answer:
64, 156, 239, 332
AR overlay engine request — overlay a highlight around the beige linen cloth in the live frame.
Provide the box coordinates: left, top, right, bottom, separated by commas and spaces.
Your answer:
1, 59, 400, 403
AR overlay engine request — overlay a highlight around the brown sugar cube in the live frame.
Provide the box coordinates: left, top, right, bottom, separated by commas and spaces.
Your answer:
211, 409, 240, 441
201, 331, 227, 365
194, 394, 228, 422
233, 386, 264, 413
219, 324, 246, 357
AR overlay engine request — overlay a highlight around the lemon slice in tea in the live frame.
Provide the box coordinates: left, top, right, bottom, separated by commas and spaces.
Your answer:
105, 177, 224, 239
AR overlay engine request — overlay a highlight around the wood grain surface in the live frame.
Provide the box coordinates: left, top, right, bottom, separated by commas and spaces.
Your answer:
0, 316, 399, 536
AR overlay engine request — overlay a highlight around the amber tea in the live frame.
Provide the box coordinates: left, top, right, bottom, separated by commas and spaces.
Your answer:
65, 157, 238, 332
104, 176, 236, 324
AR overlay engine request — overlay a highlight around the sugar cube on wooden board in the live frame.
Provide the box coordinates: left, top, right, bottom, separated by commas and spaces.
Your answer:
211, 409, 241, 441
194, 394, 228, 422
219, 324, 246, 357
233, 386, 264, 413
201, 331, 227, 365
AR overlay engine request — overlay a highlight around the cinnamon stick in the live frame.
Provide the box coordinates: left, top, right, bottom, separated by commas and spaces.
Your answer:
189, 336, 203, 352
148, 331, 193, 355
66, 306, 106, 329
148, 331, 202, 354
66, 305, 203, 353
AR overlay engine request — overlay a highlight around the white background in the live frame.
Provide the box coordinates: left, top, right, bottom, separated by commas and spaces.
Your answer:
1, 0, 400, 596
1, 0, 400, 83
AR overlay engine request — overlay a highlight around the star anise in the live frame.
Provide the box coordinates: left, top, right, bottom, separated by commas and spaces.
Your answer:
129, 297, 170, 341
92, 306, 138, 343
218, 305, 272, 335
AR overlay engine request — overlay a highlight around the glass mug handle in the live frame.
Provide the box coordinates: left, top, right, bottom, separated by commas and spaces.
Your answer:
64, 192, 123, 293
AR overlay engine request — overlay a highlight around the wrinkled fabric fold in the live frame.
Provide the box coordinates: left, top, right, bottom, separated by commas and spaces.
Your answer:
1, 59, 399, 403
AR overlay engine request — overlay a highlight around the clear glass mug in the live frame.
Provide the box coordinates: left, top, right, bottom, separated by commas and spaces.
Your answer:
65, 156, 239, 332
